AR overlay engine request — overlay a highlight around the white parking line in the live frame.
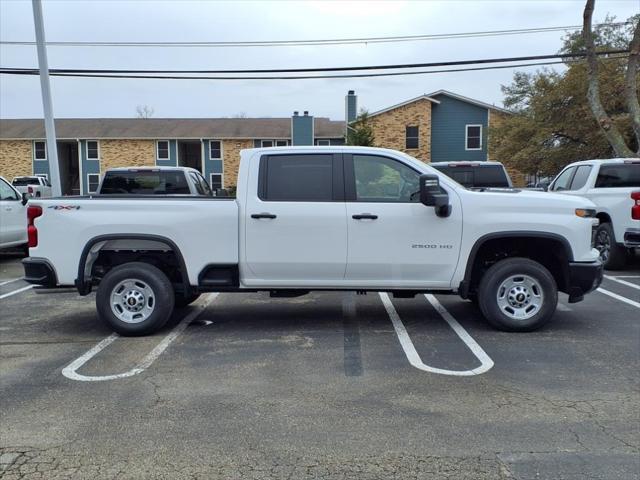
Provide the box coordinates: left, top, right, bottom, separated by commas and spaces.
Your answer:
604, 275, 640, 291
62, 293, 218, 382
612, 276, 640, 279
379, 292, 494, 376
597, 288, 640, 309
0, 285, 34, 300
0, 278, 22, 287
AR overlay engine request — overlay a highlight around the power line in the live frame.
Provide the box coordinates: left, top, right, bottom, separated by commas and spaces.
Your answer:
0, 22, 631, 48
0, 54, 628, 81
0, 50, 628, 76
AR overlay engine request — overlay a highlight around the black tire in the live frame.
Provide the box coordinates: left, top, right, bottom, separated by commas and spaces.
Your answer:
96, 262, 175, 336
594, 222, 627, 270
477, 257, 557, 332
174, 292, 200, 308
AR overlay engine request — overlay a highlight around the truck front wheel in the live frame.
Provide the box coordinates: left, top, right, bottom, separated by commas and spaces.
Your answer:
477, 258, 557, 332
594, 222, 627, 270
96, 262, 175, 336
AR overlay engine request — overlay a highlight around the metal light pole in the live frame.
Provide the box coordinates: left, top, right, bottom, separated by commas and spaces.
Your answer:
32, 0, 61, 197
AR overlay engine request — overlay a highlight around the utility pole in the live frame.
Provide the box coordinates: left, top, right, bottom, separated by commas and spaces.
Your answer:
32, 0, 61, 197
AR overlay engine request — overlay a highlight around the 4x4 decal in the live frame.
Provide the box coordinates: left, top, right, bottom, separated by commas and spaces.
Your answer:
47, 205, 81, 210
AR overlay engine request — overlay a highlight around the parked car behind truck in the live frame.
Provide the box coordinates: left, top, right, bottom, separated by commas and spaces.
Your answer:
12, 176, 52, 198
23, 146, 602, 336
430, 161, 512, 189
98, 167, 213, 196
548, 159, 640, 269
0, 176, 28, 251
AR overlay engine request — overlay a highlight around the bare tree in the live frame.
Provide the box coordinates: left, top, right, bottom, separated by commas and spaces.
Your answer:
231, 112, 248, 118
582, 0, 638, 157
136, 105, 155, 119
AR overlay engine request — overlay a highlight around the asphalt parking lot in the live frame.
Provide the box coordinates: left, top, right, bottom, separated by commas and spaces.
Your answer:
1, 252, 639, 480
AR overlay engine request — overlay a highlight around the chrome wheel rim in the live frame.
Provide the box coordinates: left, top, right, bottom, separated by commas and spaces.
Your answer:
594, 229, 610, 263
110, 278, 155, 324
496, 274, 543, 321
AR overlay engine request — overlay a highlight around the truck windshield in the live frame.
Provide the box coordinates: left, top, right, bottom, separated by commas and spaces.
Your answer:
100, 171, 190, 195
595, 164, 640, 188
433, 165, 511, 188
12, 177, 40, 186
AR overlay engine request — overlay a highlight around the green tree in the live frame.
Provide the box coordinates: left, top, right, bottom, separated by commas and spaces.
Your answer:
346, 110, 375, 146
490, 13, 639, 176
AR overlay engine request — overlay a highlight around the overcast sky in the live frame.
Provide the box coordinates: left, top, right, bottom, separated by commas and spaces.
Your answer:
1, 0, 638, 121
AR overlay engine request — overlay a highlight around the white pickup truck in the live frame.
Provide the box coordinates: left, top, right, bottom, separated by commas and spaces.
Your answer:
23, 146, 603, 335
12, 176, 52, 198
548, 159, 640, 269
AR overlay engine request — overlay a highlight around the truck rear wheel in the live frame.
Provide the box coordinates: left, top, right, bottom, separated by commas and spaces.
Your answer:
96, 262, 175, 336
477, 257, 557, 332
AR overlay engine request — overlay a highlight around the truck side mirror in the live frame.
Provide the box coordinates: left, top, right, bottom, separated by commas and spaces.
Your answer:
420, 174, 451, 218
21, 192, 29, 205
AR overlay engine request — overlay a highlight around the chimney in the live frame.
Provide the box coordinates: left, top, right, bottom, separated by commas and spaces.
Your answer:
291, 110, 314, 145
345, 90, 357, 132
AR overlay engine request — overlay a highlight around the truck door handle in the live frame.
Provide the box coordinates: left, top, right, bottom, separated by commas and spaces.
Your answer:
352, 213, 378, 220
251, 213, 277, 219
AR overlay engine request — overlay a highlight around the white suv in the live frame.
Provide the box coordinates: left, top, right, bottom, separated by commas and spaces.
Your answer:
548, 159, 640, 269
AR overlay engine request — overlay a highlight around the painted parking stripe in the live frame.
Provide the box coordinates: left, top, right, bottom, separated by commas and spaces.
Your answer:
0, 278, 22, 287
597, 288, 640, 309
604, 275, 640, 291
379, 292, 494, 376
62, 293, 218, 382
0, 285, 33, 300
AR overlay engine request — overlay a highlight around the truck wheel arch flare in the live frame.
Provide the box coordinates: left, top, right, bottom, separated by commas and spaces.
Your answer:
76, 234, 191, 296
459, 231, 575, 298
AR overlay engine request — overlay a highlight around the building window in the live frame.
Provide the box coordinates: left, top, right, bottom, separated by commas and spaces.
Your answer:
316, 140, 331, 146
87, 141, 99, 160
156, 140, 169, 160
210, 140, 221, 159
210, 173, 223, 190
262, 140, 288, 147
34, 141, 46, 160
405, 126, 419, 149
87, 174, 100, 193
465, 125, 482, 150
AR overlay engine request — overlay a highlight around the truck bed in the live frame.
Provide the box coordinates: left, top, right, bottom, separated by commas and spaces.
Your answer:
28, 196, 239, 286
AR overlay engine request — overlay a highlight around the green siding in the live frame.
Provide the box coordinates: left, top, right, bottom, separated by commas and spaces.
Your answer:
430, 94, 489, 162
155, 140, 177, 167
79, 140, 100, 194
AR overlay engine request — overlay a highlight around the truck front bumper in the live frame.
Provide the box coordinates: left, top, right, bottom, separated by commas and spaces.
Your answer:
22, 257, 57, 287
623, 228, 640, 248
566, 260, 603, 303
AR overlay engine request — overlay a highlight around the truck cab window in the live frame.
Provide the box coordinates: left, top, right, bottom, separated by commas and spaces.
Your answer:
262, 154, 333, 201
551, 167, 575, 191
353, 155, 419, 202
0, 178, 19, 200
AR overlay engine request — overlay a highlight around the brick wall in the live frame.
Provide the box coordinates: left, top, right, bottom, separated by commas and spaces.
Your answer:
0, 140, 32, 179
222, 139, 253, 187
99, 139, 155, 172
368, 99, 432, 162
